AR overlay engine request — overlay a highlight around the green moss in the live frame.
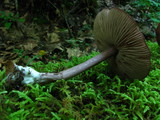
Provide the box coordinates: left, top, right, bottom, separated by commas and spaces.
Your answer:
0, 42, 160, 120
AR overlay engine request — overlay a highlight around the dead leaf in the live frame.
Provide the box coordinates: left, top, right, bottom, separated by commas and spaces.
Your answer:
47, 32, 60, 43
3, 60, 15, 75
22, 41, 38, 51
46, 43, 63, 52
67, 48, 82, 58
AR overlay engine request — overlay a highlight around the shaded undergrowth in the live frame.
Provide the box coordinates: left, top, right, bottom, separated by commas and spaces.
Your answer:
0, 41, 160, 120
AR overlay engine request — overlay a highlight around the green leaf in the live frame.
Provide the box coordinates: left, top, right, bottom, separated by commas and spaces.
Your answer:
0, 91, 8, 95
151, 18, 160, 23
5, 22, 12, 29
18, 18, 25, 22
51, 112, 61, 120
12, 90, 33, 104
135, 111, 143, 120
143, 106, 150, 113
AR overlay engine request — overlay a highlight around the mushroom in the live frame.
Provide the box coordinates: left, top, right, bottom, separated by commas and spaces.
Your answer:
156, 23, 160, 45
94, 8, 150, 79
6, 8, 151, 85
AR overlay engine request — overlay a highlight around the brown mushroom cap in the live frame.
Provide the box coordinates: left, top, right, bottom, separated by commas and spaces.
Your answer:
94, 8, 151, 79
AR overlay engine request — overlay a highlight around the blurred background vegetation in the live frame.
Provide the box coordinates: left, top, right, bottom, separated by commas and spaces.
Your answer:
0, 0, 159, 64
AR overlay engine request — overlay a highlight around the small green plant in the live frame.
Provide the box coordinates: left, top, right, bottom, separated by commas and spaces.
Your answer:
13, 49, 24, 57
80, 24, 92, 33
65, 38, 81, 48
127, 0, 160, 23
0, 11, 25, 29
65, 37, 92, 49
